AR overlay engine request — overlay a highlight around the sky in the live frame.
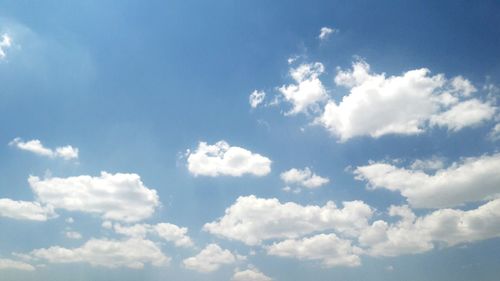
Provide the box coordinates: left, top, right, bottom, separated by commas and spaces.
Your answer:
0, 1, 500, 280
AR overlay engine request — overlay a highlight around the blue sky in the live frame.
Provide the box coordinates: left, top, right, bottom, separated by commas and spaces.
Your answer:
0, 1, 499, 280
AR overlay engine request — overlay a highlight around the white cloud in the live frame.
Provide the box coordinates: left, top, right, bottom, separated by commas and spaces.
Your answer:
204, 195, 373, 245
0, 258, 35, 271
354, 153, 500, 208
318, 27, 335, 40
113, 222, 193, 247
249, 90, 266, 108
29, 172, 160, 222
267, 233, 361, 267
488, 123, 500, 141
186, 141, 271, 177
409, 157, 445, 171
232, 267, 273, 281
318, 60, 496, 141
0, 198, 56, 221
182, 244, 237, 273
280, 167, 329, 188
29, 238, 169, 269
0, 33, 12, 59
279, 63, 328, 115
360, 198, 500, 256
9, 138, 79, 160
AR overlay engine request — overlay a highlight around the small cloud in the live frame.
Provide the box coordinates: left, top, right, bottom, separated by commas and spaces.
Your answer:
249, 90, 266, 108
0, 33, 12, 59
9, 138, 79, 160
65, 231, 82, 240
318, 27, 336, 41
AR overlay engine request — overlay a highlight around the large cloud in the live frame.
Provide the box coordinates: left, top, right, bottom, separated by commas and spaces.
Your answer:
354, 153, 500, 208
29, 238, 169, 269
203, 195, 373, 245
267, 233, 361, 267
29, 172, 160, 222
9, 138, 79, 160
0, 198, 56, 221
182, 244, 237, 273
317, 60, 495, 141
186, 141, 271, 177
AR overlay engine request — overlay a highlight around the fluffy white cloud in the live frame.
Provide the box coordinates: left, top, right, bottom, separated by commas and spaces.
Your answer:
360, 199, 500, 256
279, 63, 328, 115
0, 33, 12, 59
232, 267, 273, 281
354, 153, 500, 208
29, 172, 160, 222
182, 244, 237, 273
249, 90, 266, 108
267, 233, 361, 267
9, 138, 79, 160
65, 231, 82, 240
204, 195, 373, 245
318, 60, 495, 141
0, 199, 56, 221
113, 222, 193, 247
280, 167, 329, 188
0, 258, 35, 271
186, 141, 271, 177
29, 238, 169, 269
318, 27, 335, 40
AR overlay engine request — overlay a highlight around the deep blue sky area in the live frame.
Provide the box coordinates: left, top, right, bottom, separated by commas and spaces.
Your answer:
0, 1, 499, 281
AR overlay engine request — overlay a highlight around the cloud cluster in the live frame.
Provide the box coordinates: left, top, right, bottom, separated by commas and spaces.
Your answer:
9, 138, 79, 160
280, 167, 329, 189
186, 141, 271, 177
112, 222, 193, 247
29, 172, 160, 222
317, 60, 495, 141
354, 153, 500, 208
204, 195, 373, 245
183, 244, 237, 273
29, 238, 169, 269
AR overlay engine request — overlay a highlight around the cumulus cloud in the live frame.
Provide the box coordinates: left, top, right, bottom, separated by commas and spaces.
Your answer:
182, 244, 237, 273
249, 90, 266, 108
0, 198, 56, 221
267, 233, 361, 267
317, 60, 495, 141
354, 153, 500, 208
232, 267, 273, 281
279, 63, 328, 115
280, 167, 329, 189
0, 33, 12, 59
186, 141, 271, 177
9, 138, 79, 160
29, 172, 160, 222
488, 123, 500, 141
113, 222, 194, 247
204, 195, 373, 245
0, 258, 35, 271
318, 27, 335, 40
360, 199, 500, 256
29, 238, 169, 269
